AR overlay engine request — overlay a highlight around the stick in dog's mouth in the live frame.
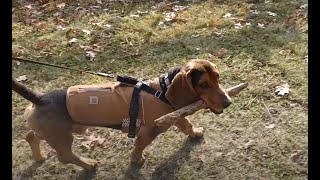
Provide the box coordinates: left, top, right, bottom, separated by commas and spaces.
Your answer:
155, 83, 248, 131
203, 83, 249, 114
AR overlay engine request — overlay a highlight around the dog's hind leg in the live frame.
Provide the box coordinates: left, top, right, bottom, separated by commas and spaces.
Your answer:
45, 131, 98, 171
25, 130, 47, 162
47, 132, 97, 170
174, 117, 204, 138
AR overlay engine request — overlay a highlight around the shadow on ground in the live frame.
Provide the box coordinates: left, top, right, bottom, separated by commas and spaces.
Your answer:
151, 137, 204, 180
13, 161, 45, 180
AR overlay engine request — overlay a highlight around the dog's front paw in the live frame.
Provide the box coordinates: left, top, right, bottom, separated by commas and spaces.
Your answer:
80, 157, 98, 171
190, 127, 204, 138
34, 151, 47, 162
131, 153, 146, 167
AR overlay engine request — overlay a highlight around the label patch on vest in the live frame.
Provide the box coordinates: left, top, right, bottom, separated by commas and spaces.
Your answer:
89, 96, 99, 104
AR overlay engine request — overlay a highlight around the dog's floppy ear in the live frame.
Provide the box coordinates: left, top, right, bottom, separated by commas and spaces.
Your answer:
186, 68, 204, 92
165, 67, 203, 109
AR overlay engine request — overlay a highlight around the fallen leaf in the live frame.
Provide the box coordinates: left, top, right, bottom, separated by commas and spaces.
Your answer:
283, 16, 295, 26
66, 29, 76, 38
103, 24, 112, 29
265, 123, 276, 129
153, 0, 174, 11
35, 22, 45, 28
304, 55, 308, 63
245, 22, 251, 27
90, 5, 102, 10
55, 25, 66, 31
275, 83, 290, 96
239, 7, 249, 15
223, 13, 232, 18
53, 12, 61, 17
198, 154, 206, 162
214, 48, 229, 58
77, 135, 107, 150
82, 29, 91, 35
192, 34, 200, 38
80, 45, 91, 51
257, 23, 265, 29
24, 4, 33, 9
300, 4, 308, 9
36, 41, 47, 49
129, 14, 140, 18
290, 103, 299, 108
164, 12, 176, 22
86, 51, 97, 61
244, 140, 255, 149
172, 5, 188, 12
234, 23, 243, 29
32, 10, 42, 16
213, 32, 222, 37
57, 3, 66, 9
266, 11, 277, 17
48, 1, 57, 11
68, 38, 78, 43
40, 3, 49, 8
76, 7, 87, 13
158, 21, 167, 29
250, 10, 260, 15
137, 10, 149, 15
16, 75, 27, 82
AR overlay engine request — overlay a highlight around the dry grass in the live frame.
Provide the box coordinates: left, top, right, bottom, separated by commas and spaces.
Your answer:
12, 0, 308, 179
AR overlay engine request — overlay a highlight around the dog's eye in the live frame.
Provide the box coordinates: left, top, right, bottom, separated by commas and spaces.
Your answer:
199, 82, 210, 89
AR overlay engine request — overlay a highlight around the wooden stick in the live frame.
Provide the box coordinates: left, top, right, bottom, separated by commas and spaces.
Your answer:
155, 83, 248, 131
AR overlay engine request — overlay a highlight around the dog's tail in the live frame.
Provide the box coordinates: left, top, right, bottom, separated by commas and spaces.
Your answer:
12, 79, 43, 105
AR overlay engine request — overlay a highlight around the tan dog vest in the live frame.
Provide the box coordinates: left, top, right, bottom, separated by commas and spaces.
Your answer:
66, 82, 173, 133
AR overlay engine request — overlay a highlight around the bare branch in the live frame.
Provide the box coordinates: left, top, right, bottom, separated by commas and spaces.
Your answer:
155, 83, 248, 131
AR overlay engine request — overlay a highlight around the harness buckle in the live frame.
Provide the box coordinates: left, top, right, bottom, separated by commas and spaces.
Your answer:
154, 90, 162, 98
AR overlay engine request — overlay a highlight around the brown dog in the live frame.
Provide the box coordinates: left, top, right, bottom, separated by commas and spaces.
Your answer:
12, 59, 231, 171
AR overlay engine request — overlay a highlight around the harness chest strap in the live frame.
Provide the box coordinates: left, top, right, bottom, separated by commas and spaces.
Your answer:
117, 76, 170, 104
117, 68, 180, 138
117, 76, 171, 138
128, 82, 143, 138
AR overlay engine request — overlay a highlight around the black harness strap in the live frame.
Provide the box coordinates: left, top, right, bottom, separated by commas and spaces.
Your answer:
117, 76, 170, 105
159, 67, 181, 94
117, 76, 171, 138
116, 68, 180, 138
128, 81, 143, 138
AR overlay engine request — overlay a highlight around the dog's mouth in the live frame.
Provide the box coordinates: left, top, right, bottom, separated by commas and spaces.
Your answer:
209, 107, 223, 114
200, 97, 224, 114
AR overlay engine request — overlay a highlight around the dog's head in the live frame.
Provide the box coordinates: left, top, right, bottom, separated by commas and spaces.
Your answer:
165, 59, 231, 114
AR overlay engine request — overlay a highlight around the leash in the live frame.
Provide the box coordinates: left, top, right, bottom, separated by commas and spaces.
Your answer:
12, 57, 115, 78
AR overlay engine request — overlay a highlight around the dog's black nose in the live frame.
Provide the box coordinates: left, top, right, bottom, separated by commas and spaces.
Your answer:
223, 99, 232, 108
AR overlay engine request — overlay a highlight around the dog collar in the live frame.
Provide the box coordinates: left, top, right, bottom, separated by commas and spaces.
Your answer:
159, 67, 181, 94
